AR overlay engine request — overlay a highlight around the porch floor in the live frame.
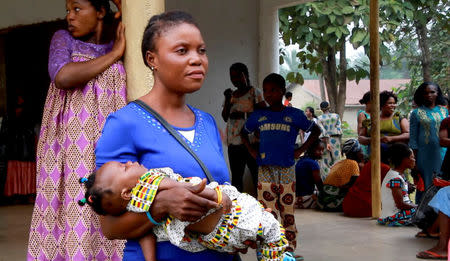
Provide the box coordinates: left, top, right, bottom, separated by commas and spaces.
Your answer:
0, 204, 435, 261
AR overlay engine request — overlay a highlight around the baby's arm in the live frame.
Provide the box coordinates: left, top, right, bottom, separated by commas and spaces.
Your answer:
139, 233, 157, 261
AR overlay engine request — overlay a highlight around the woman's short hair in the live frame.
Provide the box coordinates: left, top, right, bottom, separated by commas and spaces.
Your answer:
230, 62, 250, 86
387, 143, 412, 168
141, 11, 198, 67
320, 101, 330, 111
359, 91, 371, 105
306, 106, 316, 118
285, 91, 293, 99
413, 82, 447, 107
86, 0, 114, 24
380, 91, 397, 109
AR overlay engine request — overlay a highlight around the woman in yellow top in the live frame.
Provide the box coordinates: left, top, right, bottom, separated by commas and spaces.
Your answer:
359, 91, 409, 146
317, 139, 364, 211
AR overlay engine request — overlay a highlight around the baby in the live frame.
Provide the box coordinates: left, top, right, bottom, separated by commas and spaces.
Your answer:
79, 161, 292, 261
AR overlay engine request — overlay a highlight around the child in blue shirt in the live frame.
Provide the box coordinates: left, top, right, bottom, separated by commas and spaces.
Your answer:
295, 139, 325, 209
241, 73, 321, 255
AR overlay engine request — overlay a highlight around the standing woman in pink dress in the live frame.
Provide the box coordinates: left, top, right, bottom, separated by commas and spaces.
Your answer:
27, 0, 127, 260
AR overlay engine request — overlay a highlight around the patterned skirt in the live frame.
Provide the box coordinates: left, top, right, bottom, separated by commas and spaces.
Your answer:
27, 58, 127, 260
378, 208, 416, 227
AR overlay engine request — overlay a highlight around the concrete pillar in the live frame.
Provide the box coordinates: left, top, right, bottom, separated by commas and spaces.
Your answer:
258, 0, 312, 87
122, 0, 164, 101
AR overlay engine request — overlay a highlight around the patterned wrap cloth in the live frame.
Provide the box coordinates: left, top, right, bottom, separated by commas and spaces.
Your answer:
317, 112, 342, 180
128, 168, 289, 261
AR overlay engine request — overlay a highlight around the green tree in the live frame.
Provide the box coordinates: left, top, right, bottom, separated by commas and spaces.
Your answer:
279, 0, 410, 117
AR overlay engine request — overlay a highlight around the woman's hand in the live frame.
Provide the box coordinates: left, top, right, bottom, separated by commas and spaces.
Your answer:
248, 147, 258, 160
380, 135, 392, 144
112, 0, 122, 19
326, 143, 332, 152
153, 179, 218, 222
111, 22, 126, 60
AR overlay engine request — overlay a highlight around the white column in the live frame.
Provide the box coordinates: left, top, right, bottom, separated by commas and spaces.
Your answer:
258, 0, 314, 87
123, 0, 164, 101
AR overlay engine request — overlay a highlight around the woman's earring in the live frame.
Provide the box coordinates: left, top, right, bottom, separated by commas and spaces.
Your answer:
150, 66, 154, 71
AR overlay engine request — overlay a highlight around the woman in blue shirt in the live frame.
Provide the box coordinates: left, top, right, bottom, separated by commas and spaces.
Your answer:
95, 11, 235, 261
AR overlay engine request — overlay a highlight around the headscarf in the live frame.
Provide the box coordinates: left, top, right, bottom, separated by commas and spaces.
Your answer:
342, 138, 361, 157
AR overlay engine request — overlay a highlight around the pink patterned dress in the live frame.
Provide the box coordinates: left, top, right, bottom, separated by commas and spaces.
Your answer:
27, 30, 127, 261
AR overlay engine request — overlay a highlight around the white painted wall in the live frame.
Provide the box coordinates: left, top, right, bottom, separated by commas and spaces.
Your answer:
166, 0, 259, 131
0, 0, 65, 30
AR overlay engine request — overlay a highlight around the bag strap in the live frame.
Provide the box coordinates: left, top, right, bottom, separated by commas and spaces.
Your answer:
132, 100, 215, 183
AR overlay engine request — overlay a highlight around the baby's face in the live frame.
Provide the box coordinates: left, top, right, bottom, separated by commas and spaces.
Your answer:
96, 161, 148, 215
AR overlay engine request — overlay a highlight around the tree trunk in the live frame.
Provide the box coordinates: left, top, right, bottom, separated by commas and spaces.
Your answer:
319, 74, 326, 101
319, 47, 338, 113
415, 22, 432, 82
337, 39, 347, 119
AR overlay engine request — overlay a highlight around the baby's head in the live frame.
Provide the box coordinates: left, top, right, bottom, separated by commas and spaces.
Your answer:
79, 161, 148, 216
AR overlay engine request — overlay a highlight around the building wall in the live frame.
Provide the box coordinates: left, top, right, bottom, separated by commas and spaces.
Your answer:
343, 106, 364, 133
289, 84, 363, 132
0, 0, 65, 30
166, 0, 259, 131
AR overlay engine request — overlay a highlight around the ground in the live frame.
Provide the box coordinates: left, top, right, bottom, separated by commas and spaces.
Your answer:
0, 204, 436, 261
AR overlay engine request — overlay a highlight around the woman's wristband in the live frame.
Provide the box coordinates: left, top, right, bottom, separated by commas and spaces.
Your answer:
146, 211, 163, 226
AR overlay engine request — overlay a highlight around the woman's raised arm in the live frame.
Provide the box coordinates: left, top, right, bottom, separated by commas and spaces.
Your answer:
55, 23, 125, 89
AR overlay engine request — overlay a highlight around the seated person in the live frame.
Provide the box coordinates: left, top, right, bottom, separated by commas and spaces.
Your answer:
317, 139, 364, 211
295, 139, 324, 209
343, 144, 390, 217
416, 186, 450, 260
378, 143, 417, 226
79, 161, 294, 261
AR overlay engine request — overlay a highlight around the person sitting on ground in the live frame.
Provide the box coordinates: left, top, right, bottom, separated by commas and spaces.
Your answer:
79, 161, 294, 261
416, 186, 450, 260
317, 138, 364, 211
342, 144, 390, 217
284, 92, 293, 107
295, 139, 324, 209
378, 143, 417, 226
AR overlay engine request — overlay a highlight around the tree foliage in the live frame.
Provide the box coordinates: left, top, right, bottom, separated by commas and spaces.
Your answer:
279, 0, 449, 117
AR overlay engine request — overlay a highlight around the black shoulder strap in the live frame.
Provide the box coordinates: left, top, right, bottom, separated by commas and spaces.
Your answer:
132, 100, 215, 182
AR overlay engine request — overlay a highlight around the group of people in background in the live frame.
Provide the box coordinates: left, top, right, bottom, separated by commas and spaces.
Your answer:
292, 82, 450, 260
17, 0, 448, 260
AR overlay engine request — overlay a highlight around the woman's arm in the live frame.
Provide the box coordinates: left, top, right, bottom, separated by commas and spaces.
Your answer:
439, 122, 450, 147
357, 112, 366, 137
100, 180, 218, 239
221, 89, 233, 122
294, 124, 321, 158
312, 169, 323, 191
341, 175, 359, 189
358, 124, 371, 145
55, 23, 125, 89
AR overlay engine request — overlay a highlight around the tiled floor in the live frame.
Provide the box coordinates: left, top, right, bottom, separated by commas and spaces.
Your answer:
0, 204, 437, 261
